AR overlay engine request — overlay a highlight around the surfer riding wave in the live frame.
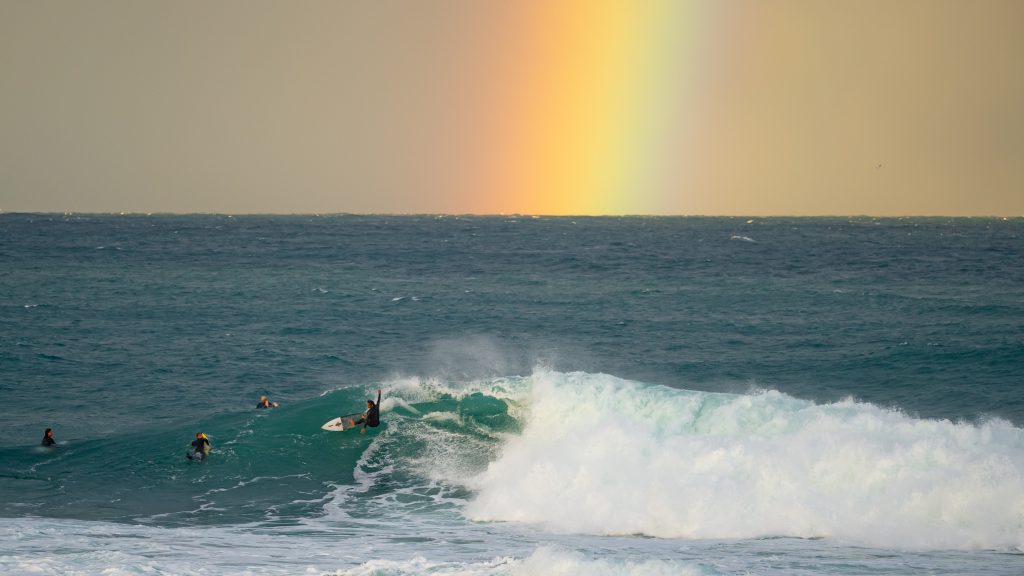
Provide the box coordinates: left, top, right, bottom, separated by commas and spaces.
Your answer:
349, 390, 382, 433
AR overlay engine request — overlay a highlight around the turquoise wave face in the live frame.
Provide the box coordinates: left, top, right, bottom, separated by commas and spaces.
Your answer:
0, 383, 519, 526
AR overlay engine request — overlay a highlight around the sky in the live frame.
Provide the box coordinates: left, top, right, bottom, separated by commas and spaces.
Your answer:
2, 0, 1022, 216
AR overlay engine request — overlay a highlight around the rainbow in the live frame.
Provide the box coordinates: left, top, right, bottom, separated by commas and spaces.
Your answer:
457, 1, 706, 215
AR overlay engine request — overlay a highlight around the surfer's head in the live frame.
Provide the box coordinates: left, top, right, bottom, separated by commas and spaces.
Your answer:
367, 399, 375, 408
196, 432, 205, 439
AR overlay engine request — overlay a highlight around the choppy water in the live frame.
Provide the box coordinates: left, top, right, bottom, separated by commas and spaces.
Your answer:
1, 214, 1022, 574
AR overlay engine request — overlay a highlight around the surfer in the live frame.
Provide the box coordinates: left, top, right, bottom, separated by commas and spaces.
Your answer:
349, 390, 382, 434
256, 395, 279, 409
188, 432, 211, 461
41, 428, 56, 447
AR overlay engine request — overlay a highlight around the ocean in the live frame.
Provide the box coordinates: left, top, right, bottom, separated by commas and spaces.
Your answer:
1, 214, 1022, 575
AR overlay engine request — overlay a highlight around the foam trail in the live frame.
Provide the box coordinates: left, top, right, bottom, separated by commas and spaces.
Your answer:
463, 371, 1024, 550
327, 547, 713, 576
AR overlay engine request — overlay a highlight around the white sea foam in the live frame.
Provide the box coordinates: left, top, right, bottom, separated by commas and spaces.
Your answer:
422, 411, 463, 423
326, 547, 712, 576
0, 518, 327, 575
460, 371, 1024, 550
375, 375, 530, 415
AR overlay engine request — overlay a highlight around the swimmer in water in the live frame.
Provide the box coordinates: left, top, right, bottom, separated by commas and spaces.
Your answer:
256, 395, 279, 409
188, 432, 211, 461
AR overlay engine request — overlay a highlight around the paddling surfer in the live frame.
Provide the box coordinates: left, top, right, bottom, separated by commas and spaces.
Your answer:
188, 432, 211, 461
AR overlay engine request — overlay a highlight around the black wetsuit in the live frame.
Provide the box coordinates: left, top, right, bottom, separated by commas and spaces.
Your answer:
366, 398, 380, 427
355, 390, 382, 428
41, 434, 55, 447
256, 401, 271, 409
191, 437, 210, 457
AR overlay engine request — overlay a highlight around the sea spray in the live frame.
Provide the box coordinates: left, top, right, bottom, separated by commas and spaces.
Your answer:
461, 371, 1024, 550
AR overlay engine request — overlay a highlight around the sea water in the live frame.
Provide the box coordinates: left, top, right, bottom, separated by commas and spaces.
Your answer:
1, 214, 1022, 575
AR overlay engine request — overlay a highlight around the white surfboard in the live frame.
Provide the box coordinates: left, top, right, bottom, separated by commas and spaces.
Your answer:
321, 415, 357, 432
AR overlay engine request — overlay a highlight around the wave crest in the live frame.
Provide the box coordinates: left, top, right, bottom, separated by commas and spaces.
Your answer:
459, 371, 1024, 550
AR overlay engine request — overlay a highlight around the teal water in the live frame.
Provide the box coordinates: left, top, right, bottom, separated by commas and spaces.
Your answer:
1, 215, 1022, 574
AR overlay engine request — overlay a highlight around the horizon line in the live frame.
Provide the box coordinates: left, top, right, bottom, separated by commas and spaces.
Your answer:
1, 211, 1021, 220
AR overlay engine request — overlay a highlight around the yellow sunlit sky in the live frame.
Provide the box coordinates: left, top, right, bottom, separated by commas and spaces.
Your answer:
1, 0, 1022, 215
